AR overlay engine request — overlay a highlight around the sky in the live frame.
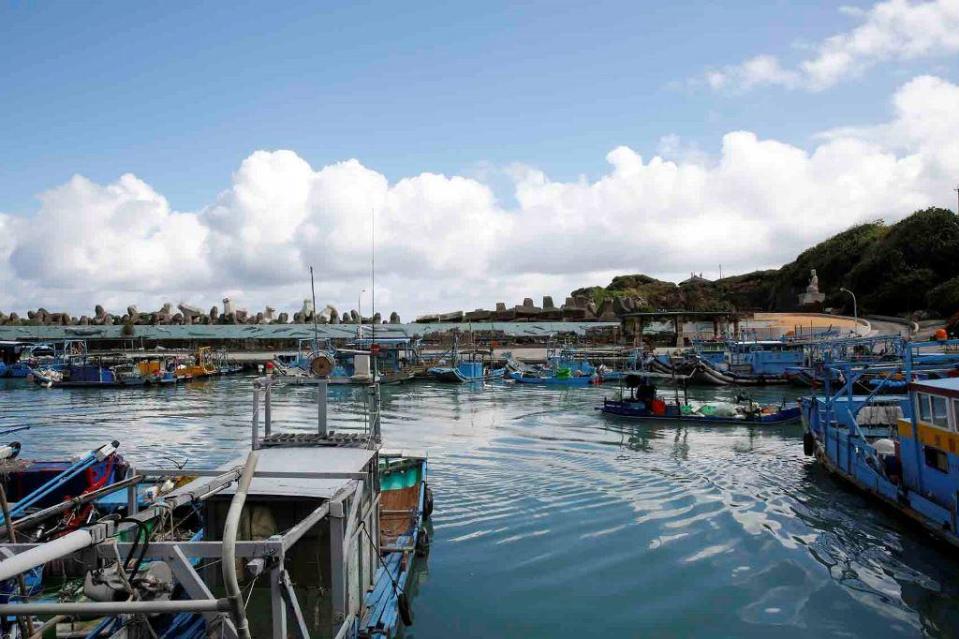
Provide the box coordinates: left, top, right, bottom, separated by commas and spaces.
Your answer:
1, 0, 958, 320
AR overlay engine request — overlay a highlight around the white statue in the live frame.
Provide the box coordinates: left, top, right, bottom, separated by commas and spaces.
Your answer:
807, 269, 820, 294
799, 269, 825, 305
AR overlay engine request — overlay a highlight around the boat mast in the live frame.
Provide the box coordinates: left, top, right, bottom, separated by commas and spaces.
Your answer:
309, 266, 319, 355
371, 208, 376, 378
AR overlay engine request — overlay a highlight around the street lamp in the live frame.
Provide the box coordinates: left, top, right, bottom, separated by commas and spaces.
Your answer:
840, 287, 858, 333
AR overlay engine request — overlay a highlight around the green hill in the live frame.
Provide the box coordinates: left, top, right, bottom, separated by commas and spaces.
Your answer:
574, 207, 959, 318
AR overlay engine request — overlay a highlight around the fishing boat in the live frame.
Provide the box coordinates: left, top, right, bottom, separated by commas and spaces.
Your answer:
692, 358, 791, 386
0, 341, 31, 378
1, 340, 86, 379
801, 339, 959, 547
688, 339, 806, 386
136, 356, 181, 384
427, 360, 504, 383
0, 371, 430, 638
280, 338, 419, 386
599, 372, 800, 423
174, 347, 218, 381
31, 353, 152, 388
510, 367, 597, 386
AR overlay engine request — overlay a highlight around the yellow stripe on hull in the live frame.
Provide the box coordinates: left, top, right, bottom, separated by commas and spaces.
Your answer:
898, 418, 959, 454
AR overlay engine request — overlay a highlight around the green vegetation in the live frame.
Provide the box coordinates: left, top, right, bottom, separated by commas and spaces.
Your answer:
574, 207, 959, 318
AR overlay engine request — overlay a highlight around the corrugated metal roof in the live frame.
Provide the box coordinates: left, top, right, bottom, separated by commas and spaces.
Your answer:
0, 321, 619, 341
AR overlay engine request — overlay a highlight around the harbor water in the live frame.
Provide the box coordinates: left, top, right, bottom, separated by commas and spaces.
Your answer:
1, 376, 957, 638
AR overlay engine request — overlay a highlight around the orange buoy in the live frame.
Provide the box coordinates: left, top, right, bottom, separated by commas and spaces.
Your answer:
935, 328, 948, 341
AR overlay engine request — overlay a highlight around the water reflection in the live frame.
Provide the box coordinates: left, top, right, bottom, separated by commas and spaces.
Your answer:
1, 376, 958, 637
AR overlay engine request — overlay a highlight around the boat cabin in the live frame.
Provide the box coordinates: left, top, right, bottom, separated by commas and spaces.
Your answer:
728, 340, 806, 376
691, 339, 727, 367
896, 378, 959, 520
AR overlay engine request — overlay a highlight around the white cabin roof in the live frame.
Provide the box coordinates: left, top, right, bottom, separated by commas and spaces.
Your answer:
192, 446, 376, 500
911, 377, 959, 397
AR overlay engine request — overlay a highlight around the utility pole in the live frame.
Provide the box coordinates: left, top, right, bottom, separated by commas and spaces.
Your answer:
954, 185, 959, 214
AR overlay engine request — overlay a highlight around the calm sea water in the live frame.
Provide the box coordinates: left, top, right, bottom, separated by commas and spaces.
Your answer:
1, 376, 958, 638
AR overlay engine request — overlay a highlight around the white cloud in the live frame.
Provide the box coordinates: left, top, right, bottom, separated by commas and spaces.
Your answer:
1, 75, 958, 319
702, 0, 959, 92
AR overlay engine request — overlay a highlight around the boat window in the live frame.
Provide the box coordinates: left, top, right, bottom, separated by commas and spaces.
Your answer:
924, 446, 949, 473
917, 394, 931, 423
954, 399, 959, 432
931, 396, 950, 430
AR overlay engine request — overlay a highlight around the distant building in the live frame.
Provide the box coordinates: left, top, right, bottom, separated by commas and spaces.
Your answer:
680, 272, 711, 285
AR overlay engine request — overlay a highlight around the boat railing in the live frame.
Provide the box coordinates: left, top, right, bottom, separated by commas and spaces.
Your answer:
252, 375, 381, 449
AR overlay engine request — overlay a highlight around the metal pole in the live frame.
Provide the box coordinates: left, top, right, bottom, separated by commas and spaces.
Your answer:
264, 381, 272, 438
222, 451, 259, 639
318, 378, 328, 435
0, 484, 33, 638
840, 288, 858, 332
252, 385, 260, 449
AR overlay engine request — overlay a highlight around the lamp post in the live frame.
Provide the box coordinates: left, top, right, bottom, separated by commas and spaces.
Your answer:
840, 287, 858, 333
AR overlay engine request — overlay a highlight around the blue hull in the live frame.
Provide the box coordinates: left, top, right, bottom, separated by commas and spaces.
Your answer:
361, 456, 429, 638
1, 362, 34, 378
601, 400, 801, 424
510, 371, 595, 386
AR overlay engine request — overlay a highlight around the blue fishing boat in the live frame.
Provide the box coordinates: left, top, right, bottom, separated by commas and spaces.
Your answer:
0, 341, 30, 378
510, 368, 596, 386
0, 340, 86, 379
281, 337, 419, 385
599, 372, 800, 423
33, 353, 151, 388
428, 360, 503, 383
692, 339, 805, 385
361, 451, 432, 637
802, 338, 959, 547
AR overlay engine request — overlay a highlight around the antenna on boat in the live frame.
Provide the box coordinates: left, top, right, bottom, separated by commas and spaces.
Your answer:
370, 207, 381, 444
309, 266, 319, 355
371, 207, 376, 378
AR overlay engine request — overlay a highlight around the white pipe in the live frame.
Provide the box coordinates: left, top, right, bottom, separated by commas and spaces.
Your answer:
222, 451, 258, 639
0, 599, 228, 616
0, 523, 112, 582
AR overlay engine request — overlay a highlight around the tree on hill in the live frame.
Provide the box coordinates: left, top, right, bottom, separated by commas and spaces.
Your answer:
568, 206, 959, 319
848, 208, 959, 315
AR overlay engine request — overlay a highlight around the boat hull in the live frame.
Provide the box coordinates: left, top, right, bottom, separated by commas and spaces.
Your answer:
600, 401, 800, 424
693, 361, 789, 386
361, 455, 430, 638
510, 371, 595, 386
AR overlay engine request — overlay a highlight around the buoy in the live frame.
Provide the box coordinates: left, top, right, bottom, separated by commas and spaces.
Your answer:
803, 432, 815, 456
415, 528, 430, 557
398, 592, 414, 626
423, 484, 434, 521
935, 328, 948, 341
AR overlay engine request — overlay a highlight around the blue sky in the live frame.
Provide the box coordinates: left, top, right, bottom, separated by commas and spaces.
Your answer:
1, 1, 958, 317
2, 1, 937, 214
